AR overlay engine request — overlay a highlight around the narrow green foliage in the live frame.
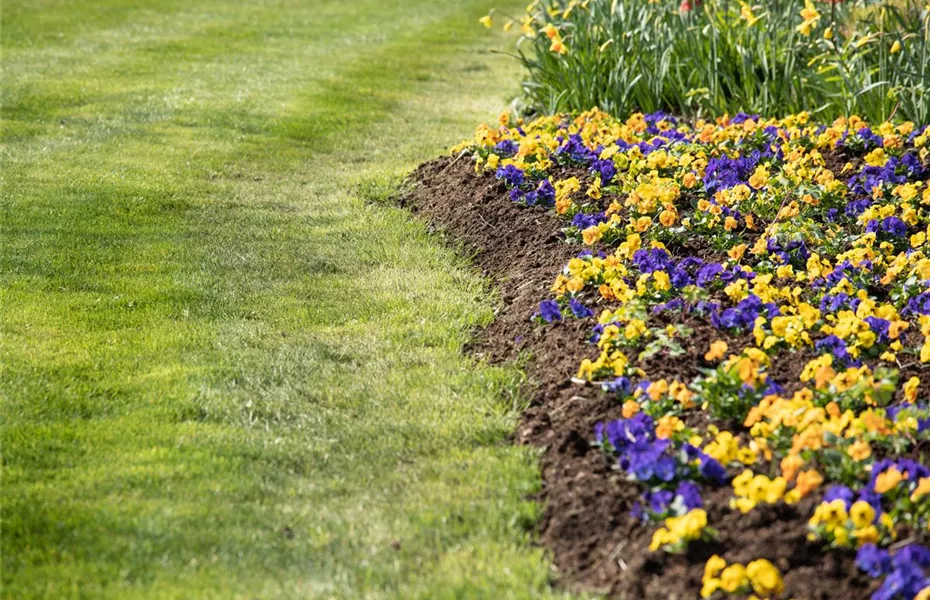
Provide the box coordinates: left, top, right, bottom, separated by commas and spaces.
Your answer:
500, 0, 929, 122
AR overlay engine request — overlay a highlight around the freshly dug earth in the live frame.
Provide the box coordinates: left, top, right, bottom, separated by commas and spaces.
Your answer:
402, 156, 888, 599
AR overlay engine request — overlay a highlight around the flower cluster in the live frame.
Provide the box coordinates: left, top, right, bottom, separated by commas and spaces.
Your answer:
456, 108, 930, 596
809, 460, 930, 549
808, 491, 895, 548
701, 555, 785, 599
649, 508, 713, 552
730, 468, 816, 514
595, 413, 726, 522
856, 544, 930, 600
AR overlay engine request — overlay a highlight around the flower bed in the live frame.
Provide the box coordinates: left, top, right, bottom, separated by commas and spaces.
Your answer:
408, 110, 930, 599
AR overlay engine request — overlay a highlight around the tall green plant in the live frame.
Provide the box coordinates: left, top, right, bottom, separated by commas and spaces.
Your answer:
485, 0, 930, 122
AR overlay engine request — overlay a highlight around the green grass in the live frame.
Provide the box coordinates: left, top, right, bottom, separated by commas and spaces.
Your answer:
0, 2, 583, 598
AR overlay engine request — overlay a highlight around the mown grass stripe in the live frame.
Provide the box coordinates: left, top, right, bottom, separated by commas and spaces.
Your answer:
1, 1, 580, 598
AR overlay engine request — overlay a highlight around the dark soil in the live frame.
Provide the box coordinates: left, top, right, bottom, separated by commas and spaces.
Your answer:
402, 156, 883, 599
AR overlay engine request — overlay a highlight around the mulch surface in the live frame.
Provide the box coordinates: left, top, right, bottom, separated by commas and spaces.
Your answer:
401, 155, 884, 599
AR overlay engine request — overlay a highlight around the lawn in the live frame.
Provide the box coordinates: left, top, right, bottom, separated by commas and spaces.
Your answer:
0, 1, 578, 598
